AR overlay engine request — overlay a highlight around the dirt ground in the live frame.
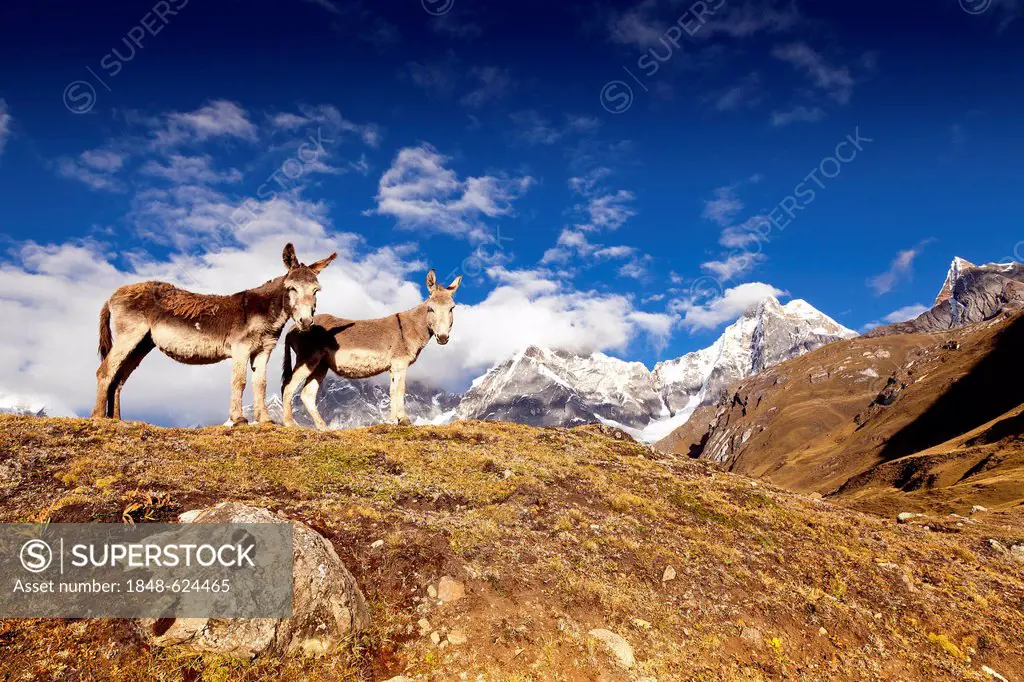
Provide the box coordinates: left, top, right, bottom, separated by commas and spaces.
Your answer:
0, 416, 1022, 681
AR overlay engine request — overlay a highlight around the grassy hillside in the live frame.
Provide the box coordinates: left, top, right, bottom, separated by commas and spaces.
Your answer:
1, 416, 1023, 680
659, 312, 1024, 517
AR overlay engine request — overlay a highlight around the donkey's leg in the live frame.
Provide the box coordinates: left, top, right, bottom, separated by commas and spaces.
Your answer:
389, 366, 411, 426
251, 350, 274, 425
111, 334, 155, 420
91, 324, 150, 419
282, 360, 313, 428
228, 348, 249, 427
300, 362, 329, 431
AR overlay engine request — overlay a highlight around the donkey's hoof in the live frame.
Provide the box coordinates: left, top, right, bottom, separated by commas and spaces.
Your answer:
230, 417, 249, 428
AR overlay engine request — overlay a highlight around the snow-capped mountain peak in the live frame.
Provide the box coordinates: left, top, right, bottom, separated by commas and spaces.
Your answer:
455, 295, 855, 441
935, 256, 976, 306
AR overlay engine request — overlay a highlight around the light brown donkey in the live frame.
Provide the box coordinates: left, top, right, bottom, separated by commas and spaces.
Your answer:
281, 270, 461, 429
91, 244, 336, 425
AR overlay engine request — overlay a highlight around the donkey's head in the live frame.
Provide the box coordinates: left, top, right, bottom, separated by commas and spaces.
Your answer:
282, 243, 336, 331
424, 270, 462, 345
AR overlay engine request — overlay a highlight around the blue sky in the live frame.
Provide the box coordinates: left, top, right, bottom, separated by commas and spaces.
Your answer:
1, 0, 1023, 422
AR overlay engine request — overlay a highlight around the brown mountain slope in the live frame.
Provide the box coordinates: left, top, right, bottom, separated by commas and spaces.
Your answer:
657, 311, 1024, 516
1, 416, 1023, 680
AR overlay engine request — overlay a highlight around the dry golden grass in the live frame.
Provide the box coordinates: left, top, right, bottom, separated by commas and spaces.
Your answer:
0, 415, 1022, 681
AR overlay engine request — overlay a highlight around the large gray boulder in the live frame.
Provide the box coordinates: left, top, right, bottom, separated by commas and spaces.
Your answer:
138, 502, 370, 658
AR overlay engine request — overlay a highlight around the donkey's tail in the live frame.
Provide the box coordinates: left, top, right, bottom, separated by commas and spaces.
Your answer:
281, 329, 296, 395
98, 301, 113, 360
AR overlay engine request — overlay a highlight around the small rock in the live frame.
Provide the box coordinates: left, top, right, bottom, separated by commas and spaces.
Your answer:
982, 665, 1010, 682
430, 631, 441, 645
989, 539, 1009, 555
370, 539, 384, 549
662, 566, 676, 583
588, 629, 635, 669
740, 627, 763, 644
427, 584, 438, 599
503, 469, 514, 479
971, 505, 989, 515
383, 677, 413, 682
897, 512, 924, 524
818, 627, 828, 636
630, 618, 652, 630
417, 618, 431, 635
447, 630, 468, 645
437, 576, 466, 602
1011, 545, 1024, 561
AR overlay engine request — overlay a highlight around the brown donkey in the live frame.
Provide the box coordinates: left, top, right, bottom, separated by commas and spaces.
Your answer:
92, 243, 336, 425
281, 270, 461, 429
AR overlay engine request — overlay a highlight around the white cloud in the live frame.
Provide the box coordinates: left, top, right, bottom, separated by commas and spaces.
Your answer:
541, 169, 646, 277
510, 111, 601, 146
704, 73, 763, 112
674, 282, 786, 332
153, 100, 258, 148
406, 55, 460, 97
702, 186, 743, 226
610, 0, 799, 48
770, 105, 825, 127
701, 251, 765, 280
772, 43, 854, 105
569, 169, 637, 232
868, 243, 930, 295
702, 1, 800, 38
80, 149, 124, 172
371, 144, 533, 241
269, 104, 381, 147
140, 154, 243, 184
460, 67, 514, 109
719, 215, 770, 248
698, 186, 769, 281
618, 258, 650, 281
57, 150, 126, 192
0, 99, 11, 158
884, 303, 930, 324
441, 274, 674, 380
608, 1, 668, 50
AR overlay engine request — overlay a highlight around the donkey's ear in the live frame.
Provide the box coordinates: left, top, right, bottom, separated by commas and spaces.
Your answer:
425, 269, 437, 291
447, 275, 462, 293
282, 243, 300, 270
309, 252, 337, 274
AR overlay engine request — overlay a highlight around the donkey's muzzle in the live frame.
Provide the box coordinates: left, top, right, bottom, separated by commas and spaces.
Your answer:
436, 335, 449, 345
297, 317, 314, 331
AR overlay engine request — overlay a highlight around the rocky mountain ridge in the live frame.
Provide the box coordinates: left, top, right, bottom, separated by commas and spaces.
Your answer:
872, 257, 1024, 336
